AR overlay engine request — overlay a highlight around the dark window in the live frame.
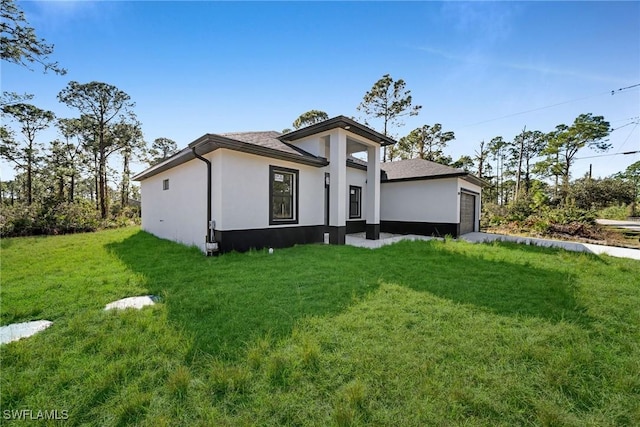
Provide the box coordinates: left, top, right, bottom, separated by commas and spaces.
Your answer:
349, 185, 361, 219
270, 166, 298, 224
163, 179, 169, 190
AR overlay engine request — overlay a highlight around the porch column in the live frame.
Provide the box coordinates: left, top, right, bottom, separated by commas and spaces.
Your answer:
329, 129, 347, 244
366, 145, 380, 240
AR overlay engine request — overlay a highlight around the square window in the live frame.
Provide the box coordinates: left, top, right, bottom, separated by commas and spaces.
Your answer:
163, 179, 169, 190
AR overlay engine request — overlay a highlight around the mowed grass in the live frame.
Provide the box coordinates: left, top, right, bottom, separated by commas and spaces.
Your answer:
1, 227, 639, 426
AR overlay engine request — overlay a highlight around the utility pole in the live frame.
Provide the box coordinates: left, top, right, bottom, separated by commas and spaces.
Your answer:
514, 126, 526, 200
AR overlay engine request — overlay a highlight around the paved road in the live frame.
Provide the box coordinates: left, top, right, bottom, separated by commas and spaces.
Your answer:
596, 219, 640, 231
461, 232, 640, 261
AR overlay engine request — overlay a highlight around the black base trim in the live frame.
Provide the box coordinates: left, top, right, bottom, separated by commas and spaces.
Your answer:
366, 223, 380, 240
346, 220, 366, 234
214, 225, 324, 253
328, 226, 346, 245
381, 221, 459, 237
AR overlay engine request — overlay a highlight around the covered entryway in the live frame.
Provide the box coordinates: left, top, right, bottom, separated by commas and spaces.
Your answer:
460, 192, 476, 235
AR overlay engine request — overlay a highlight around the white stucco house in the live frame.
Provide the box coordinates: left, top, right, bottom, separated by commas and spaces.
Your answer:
133, 116, 484, 254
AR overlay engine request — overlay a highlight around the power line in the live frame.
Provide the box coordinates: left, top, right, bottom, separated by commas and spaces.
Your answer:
611, 120, 640, 132
611, 83, 640, 95
576, 150, 639, 160
610, 116, 639, 124
458, 83, 640, 129
615, 122, 639, 153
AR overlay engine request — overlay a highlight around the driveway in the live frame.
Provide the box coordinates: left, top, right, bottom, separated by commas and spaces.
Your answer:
461, 232, 640, 261
596, 219, 640, 231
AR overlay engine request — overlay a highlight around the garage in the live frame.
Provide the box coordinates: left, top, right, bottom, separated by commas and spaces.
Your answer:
459, 192, 476, 235
379, 159, 486, 237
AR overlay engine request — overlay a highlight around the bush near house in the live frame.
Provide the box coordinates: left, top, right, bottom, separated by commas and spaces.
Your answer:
0, 200, 139, 237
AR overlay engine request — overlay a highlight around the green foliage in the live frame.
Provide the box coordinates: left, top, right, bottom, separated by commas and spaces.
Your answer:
537, 204, 596, 225
570, 177, 634, 210
0, 0, 66, 74
292, 110, 328, 129
483, 196, 598, 239
58, 81, 137, 219
539, 114, 611, 193
2, 229, 639, 425
0, 199, 141, 237
357, 74, 422, 161
395, 123, 455, 163
147, 137, 177, 165
0, 200, 99, 236
598, 204, 631, 220
1, 103, 56, 204
451, 154, 474, 171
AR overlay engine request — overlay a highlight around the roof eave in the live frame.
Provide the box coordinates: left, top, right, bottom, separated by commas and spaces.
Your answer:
382, 172, 469, 183
133, 134, 329, 181
382, 171, 489, 187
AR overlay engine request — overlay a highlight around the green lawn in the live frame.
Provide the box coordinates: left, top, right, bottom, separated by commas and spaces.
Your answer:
1, 227, 639, 426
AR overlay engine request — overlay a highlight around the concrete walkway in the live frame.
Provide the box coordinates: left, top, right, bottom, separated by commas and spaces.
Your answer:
461, 232, 640, 261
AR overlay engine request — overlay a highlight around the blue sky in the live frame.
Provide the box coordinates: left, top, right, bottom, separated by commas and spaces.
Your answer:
2, 1, 639, 180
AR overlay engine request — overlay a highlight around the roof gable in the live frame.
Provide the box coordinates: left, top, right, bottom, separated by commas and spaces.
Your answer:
280, 115, 396, 146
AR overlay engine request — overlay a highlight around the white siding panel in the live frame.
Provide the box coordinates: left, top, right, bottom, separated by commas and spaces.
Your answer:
380, 178, 459, 223
218, 150, 325, 230
140, 155, 211, 251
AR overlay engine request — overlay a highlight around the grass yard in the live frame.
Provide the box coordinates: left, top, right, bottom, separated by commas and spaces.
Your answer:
1, 227, 639, 426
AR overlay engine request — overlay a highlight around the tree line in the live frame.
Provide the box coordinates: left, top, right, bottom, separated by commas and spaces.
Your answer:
2, 0, 637, 238
293, 74, 639, 221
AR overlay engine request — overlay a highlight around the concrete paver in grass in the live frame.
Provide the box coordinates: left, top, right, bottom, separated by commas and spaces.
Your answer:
0, 320, 53, 345
104, 295, 159, 311
346, 232, 436, 249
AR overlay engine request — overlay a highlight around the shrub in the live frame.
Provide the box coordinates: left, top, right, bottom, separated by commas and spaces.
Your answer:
47, 200, 100, 234
598, 204, 630, 220
505, 198, 535, 222
0, 204, 39, 236
0, 200, 99, 237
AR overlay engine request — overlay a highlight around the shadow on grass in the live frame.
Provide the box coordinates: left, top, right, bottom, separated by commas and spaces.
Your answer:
108, 231, 590, 361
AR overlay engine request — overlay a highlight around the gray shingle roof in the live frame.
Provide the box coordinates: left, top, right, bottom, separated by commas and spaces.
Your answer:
217, 131, 324, 159
380, 158, 466, 180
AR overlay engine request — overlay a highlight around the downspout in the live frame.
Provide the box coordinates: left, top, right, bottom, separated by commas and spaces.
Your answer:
191, 147, 219, 256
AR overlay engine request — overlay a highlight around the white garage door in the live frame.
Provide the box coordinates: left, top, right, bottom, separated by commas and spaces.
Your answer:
460, 193, 476, 235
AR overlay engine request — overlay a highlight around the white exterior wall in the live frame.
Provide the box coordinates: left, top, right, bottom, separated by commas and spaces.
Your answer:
380, 178, 460, 223
140, 155, 213, 251
381, 177, 482, 228
287, 135, 325, 158
218, 149, 324, 230
346, 167, 367, 221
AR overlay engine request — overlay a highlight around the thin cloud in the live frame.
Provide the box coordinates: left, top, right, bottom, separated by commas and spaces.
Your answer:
25, 1, 117, 31
417, 45, 629, 85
